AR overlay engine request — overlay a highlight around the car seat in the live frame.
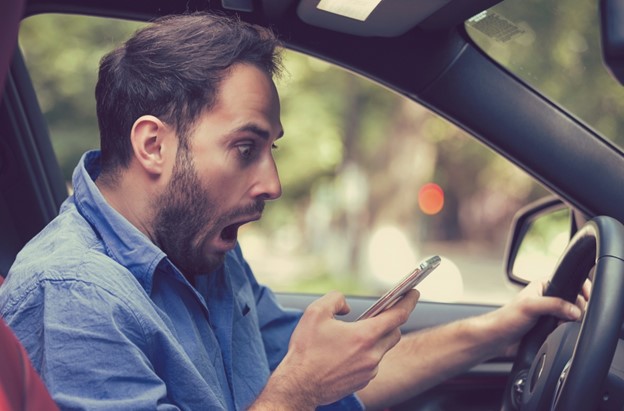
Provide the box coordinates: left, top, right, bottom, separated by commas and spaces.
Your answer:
0, 316, 59, 411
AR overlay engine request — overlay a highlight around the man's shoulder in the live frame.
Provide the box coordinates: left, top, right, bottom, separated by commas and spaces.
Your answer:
12, 204, 106, 274
1, 205, 141, 314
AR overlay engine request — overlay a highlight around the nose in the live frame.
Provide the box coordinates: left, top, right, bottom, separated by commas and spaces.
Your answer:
251, 156, 282, 201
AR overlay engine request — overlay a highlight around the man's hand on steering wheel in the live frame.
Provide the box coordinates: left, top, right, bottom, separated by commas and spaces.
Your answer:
477, 279, 587, 360
501, 216, 624, 411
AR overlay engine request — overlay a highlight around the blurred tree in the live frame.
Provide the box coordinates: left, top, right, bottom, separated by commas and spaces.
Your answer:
19, 15, 143, 180
19, 7, 602, 299
467, 0, 624, 146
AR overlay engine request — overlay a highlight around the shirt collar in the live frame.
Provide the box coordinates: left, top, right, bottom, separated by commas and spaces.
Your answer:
72, 150, 166, 294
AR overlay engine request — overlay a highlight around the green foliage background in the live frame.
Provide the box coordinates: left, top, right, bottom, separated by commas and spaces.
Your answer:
467, 0, 624, 145
16, 0, 624, 301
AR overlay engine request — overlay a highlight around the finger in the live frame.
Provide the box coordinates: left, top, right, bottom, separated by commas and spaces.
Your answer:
526, 295, 582, 321
520, 279, 548, 298
575, 294, 587, 314
581, 279, 592, 301
392, 289, 420, 313
366, 289, 420, 332
374, 328, 402, 355
310, 291, 351, 318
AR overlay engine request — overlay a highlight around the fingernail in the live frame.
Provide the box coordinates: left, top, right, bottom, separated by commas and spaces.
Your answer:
570, 305, 582, 320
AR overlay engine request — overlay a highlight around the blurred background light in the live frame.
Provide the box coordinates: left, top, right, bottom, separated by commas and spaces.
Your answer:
418, 183, 444, 215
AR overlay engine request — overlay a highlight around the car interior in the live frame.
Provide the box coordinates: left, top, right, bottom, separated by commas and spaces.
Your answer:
2, 0, 624, 410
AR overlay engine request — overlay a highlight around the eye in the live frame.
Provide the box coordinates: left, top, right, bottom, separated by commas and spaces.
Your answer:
236, 142, 255, 159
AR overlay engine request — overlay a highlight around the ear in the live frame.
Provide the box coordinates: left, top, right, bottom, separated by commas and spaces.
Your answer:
130, 115, 176, 176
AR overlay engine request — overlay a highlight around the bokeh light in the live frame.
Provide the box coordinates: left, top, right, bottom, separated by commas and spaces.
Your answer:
418, 183, 444, 215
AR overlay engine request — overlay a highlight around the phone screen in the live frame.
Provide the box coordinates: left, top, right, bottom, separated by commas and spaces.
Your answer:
356, 255, 441, 321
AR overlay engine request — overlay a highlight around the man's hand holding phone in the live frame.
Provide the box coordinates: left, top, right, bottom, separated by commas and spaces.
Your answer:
258, 289, 420, 409
255, 257, 439, 409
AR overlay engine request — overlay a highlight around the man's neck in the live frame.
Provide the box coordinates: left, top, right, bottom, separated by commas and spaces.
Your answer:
95, 168, 158, 243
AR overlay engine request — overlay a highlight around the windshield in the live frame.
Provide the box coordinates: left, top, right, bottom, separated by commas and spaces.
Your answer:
465, 0, 624, 149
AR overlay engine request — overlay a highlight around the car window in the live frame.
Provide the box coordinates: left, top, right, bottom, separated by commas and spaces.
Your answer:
19, 13, 552, 305
465, 0, 624, 150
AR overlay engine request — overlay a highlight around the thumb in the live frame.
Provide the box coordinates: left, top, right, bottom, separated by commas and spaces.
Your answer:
317, 291, 351, 317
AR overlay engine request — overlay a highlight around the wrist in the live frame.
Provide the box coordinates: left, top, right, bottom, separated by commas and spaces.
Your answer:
472, 309, 521, 357
444, 312, 511, 361
251, 364, 317, 411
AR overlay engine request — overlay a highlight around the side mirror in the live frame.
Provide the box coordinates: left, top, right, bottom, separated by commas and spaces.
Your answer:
505, 196, 575, 284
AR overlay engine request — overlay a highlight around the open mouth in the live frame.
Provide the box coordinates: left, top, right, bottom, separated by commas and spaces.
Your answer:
217, 209, 263, 247
220, 222, 243, 243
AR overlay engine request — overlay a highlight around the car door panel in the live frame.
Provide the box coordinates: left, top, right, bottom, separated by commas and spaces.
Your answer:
0, 50, 67, 274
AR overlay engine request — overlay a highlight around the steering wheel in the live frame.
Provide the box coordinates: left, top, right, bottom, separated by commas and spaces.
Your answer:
501, 216, 624, 411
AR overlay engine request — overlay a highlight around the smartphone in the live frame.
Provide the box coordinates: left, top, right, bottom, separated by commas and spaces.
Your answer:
356, 255, 441, 321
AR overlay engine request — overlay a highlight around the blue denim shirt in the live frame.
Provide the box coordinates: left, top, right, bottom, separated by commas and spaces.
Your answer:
0, 151, 363, 411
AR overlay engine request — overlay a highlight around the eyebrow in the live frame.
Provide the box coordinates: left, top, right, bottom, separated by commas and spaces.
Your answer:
233, 123, 284, 141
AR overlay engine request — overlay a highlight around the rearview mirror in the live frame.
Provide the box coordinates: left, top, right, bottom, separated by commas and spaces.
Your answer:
505, 197, 574, 284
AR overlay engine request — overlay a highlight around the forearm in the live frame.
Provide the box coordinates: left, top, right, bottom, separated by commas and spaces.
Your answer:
358, 312, 506, 410
357, 280, 584, 411
248, 368, 316, 411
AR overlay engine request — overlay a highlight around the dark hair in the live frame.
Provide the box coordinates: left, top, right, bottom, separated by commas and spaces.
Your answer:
95, 12, 283, 176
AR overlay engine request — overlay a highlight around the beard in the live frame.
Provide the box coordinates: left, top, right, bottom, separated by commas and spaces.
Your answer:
153, 148, 264, 277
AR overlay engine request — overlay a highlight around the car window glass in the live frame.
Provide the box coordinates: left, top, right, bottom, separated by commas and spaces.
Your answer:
19, 14, 551, 305
465, 0, 624, 150
18, 14, 143, 180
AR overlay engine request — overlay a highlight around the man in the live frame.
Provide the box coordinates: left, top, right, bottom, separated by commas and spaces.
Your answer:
0, 12, 583, 410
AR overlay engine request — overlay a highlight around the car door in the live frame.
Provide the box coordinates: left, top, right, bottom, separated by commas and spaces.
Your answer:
0, 48, 66, 276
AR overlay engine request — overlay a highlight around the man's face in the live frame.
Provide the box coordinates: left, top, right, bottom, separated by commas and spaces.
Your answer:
154, 63, 283, 276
